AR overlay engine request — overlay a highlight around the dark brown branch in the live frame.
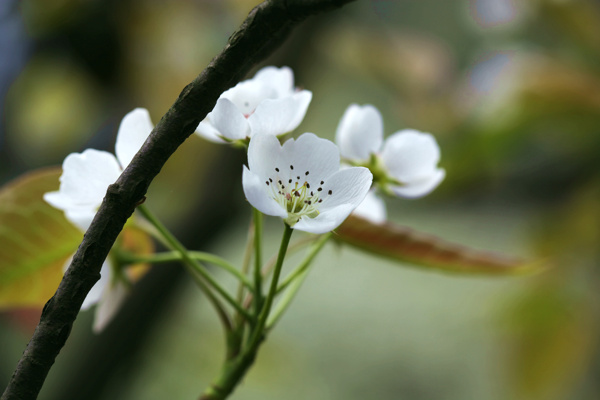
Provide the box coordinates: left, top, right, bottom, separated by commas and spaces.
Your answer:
1, 0, 357, 399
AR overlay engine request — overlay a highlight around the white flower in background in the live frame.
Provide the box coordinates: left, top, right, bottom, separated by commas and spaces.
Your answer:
352, 190, 387, 224
44, 107, 153, 332
196, 66, 312, 143
336, 104, 445, 198
44, 108, 153, 230
74, 258, 128, 333
242, 133, 372, 234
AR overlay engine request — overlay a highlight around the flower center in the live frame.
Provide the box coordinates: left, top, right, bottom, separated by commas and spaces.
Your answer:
264, 164, 333, 225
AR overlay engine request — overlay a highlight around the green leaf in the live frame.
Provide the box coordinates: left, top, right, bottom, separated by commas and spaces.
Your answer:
335, 215, 539, 275
0, 167, 82, 308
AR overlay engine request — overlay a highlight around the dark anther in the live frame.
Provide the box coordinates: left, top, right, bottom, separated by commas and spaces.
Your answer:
269, 178, 273, 182
308, 201, 312, 205
294, 191, 300, 197
317, 188, 322, 192
290, 165, 294, 170
305, 171, 309, 176
328, 190, 332, 195
288, 179, 292, 183
297, 176, 300, 180
318, 199, 323, 203
310, 191, 314, 196
278, 180, 282, 184
320, 181, 324, 185
306, 183, 310, 188
266, 181, 270, 185
275, 167, 280, 172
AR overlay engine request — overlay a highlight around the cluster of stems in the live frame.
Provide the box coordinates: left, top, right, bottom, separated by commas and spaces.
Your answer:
123, 204, 331, 399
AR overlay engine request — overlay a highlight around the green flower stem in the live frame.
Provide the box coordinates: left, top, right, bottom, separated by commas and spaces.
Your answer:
240, 234, 316, 311
137, 205, 253, 322
199, 223, 294, 400
237, 221, 254, 305
252, 208, 264, 316
246, 223, 293, 351
267, 232, 331, 328
276, 232, 331, 294
116, 250, 253, 290
261, 234, 317, 279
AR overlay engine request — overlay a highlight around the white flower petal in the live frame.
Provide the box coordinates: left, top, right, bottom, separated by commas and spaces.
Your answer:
51, 149, 121, 212
335, 104, 384, 161
64, 209, 98, 232
222, 80, 276, 116
115, 108, 154, 169
247, 133, 286, 180
293, 203, 355, 234
381, 129, 441, 182
253, 66, 295, 97
43, 191, 72, 213
352, 190, 387, 224
208, 98, 250, 140
390, 168, 446, 198
242, 166, 288, 218
318, 167, 373, 212
280, 133, 340, 189
80, 259, 112, 310
195, 120, 227, 143
248, 90, 312, 137
93, 278, 128, 333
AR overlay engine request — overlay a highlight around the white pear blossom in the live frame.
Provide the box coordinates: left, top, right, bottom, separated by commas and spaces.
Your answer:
196, 66, 312, 143
336, 104, 445, 198
243, 133, 373, 234
44, 107, 153, 230
44, 107, 153, 332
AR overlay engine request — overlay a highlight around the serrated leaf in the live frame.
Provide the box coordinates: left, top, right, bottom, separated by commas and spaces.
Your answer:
335, 215, 538, 275
0, 167, 82, 308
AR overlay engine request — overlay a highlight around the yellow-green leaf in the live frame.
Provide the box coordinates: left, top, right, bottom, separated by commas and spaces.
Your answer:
335, 215, 538, 275
0, 167, 82, 308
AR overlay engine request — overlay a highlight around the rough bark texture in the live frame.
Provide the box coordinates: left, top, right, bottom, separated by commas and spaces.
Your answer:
1, 1, 357, 399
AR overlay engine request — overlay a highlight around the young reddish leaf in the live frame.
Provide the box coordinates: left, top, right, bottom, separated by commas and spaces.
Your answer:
335, 215, 538, 275
0, 168, 82, 308
0, 168, 155, 313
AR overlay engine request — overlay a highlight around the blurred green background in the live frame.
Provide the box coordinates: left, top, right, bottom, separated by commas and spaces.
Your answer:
1, 0, 600, 399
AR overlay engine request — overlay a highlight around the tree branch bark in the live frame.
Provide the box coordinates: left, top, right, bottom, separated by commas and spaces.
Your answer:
1, 1, 357, 399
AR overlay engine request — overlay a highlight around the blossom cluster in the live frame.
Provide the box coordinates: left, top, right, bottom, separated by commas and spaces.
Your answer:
44, 66, 444, 330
